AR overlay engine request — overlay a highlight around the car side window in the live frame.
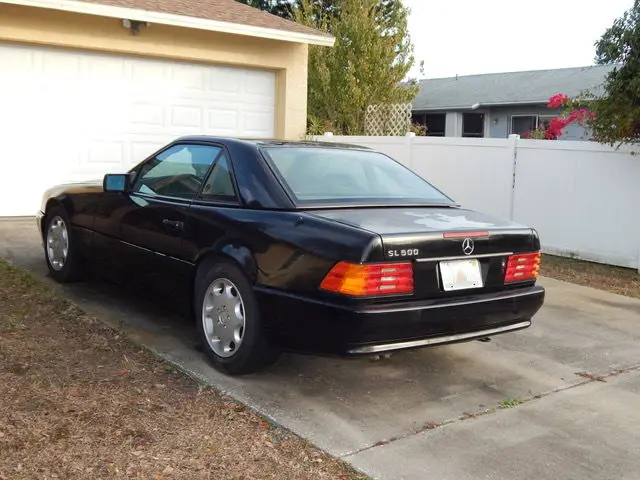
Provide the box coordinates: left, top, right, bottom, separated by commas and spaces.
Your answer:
200, 153, 237, 202
132, 144, 221, 199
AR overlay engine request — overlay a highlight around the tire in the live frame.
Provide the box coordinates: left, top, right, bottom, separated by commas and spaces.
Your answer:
43, 206, 85, 283
194, 259, 280, 375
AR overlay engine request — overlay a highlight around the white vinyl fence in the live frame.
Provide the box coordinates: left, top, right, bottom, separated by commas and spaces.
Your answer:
315, 133, 640, 271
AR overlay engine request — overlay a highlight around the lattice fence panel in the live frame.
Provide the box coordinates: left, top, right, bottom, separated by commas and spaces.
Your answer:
364, 103, 412, 136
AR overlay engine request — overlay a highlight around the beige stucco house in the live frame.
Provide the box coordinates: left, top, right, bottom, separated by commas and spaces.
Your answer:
0, 0, 333, 215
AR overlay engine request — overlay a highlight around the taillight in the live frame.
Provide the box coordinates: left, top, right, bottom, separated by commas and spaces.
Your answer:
320, 262, 414, 296
505, 252, 541, 283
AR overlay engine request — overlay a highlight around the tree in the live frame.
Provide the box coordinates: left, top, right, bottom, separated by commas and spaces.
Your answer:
241, 0, 405, 25
235, 0, 293, 18
292, 0, 418, 134
588, 0, 640, 146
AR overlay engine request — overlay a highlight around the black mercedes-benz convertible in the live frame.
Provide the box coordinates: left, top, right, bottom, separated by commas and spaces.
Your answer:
38, 136, 545, 374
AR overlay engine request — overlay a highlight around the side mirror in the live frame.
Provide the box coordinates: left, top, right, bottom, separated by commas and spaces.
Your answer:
103, 173, 129, 193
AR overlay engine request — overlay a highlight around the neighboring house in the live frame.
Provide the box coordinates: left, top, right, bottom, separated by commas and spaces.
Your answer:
0, 0, 333, 216
411, 65, 614, 140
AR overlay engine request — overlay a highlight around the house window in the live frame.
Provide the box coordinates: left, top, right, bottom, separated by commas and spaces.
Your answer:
424, 114, 446, 136
511, 116, 537, 135
462, 113, 484, 137
411, 112, 425, 125
411, 113, 446, 136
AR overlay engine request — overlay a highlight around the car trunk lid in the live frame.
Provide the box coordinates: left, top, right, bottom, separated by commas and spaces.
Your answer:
309, 207, 540, 299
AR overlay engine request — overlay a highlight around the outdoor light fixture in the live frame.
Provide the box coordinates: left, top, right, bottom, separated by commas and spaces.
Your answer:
121, 18, 150, 35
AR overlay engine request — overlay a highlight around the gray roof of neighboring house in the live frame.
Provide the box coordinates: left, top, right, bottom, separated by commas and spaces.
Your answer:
412, 64, 616, 111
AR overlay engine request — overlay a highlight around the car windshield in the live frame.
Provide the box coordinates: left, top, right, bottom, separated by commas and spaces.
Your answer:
262, 146, 454, 206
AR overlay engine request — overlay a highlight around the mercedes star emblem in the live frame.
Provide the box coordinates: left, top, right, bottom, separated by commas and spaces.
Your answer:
462, 238, 475, 256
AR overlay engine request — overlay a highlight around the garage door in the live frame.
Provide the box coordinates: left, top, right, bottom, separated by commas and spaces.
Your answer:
0, 44, 276, 216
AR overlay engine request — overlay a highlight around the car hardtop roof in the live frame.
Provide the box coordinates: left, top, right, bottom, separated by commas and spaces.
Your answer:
173, 135, 372, 151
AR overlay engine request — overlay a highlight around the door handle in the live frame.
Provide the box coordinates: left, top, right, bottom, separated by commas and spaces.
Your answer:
162, 219, 184, 231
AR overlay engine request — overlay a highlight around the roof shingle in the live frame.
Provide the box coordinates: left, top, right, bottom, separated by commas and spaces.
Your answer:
76, 0, 331, 39
413, 64, 616, 111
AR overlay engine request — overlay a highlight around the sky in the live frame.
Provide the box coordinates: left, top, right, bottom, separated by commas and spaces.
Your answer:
404, 0, 633, 79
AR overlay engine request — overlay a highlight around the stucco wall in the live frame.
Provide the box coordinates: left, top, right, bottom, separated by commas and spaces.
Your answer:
0, 3, 308, 140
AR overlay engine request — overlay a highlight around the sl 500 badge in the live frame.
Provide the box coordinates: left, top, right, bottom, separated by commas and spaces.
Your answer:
388, 249, 419, 257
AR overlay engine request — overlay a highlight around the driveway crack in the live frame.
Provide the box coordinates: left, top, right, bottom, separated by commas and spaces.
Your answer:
341, 363, 640, 459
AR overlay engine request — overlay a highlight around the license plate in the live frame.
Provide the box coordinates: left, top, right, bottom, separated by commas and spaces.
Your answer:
439, 259, 483, 291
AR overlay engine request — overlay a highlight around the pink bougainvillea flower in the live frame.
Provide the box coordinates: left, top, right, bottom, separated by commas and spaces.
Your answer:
574, 109, 588, 122
547, 93, 569, 109
546, 117, 568, 137
544, 117, 572, 139
540, 94, 593, 140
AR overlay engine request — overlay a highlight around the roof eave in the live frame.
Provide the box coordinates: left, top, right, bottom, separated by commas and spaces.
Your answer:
4, 0, 336, 46
412, 100, 548, 112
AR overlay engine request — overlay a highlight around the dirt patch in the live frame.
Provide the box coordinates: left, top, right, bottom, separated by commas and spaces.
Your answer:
541, 254, 640, 299
0, 261, 365, 480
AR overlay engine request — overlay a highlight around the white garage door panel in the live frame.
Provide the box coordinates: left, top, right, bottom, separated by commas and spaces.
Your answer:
0, 44, 276, 216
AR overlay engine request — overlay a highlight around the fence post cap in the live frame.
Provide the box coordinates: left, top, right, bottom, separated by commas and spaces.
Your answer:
323, 132, 334, 136
406, 132, 416, 137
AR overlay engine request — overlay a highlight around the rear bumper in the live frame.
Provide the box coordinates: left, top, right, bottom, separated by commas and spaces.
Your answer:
257, 285, 545, 355
346, 320, 532, 354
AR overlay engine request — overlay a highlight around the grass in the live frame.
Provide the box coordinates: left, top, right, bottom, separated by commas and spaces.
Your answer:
541, 254, 640, 299
499, 398, 524, 409
0, 260, 366, 480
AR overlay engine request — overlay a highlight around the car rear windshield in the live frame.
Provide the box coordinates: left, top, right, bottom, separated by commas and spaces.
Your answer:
262, 146, 454, 206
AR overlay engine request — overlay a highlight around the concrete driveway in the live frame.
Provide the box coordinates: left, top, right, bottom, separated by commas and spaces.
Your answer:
2, 218, 639, 480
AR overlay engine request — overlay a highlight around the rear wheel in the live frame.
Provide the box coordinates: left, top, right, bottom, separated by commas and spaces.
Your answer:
194, 259, 280, 375
43, 206, 84, 283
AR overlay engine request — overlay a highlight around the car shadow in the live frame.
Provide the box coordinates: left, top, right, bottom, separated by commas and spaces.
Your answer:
49, 273, 579, 456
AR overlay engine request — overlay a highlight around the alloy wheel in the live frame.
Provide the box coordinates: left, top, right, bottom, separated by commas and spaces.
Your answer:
202, 278, 246, 358
46, 216, 69, 272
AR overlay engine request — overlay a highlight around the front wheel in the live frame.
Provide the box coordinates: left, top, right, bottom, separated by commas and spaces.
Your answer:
194, 260, 280, 375
43, 206, 85, 283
